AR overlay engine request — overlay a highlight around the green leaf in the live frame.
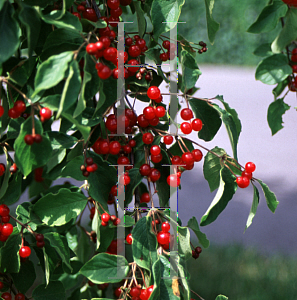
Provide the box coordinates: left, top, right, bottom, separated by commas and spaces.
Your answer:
134, 1, 147, 38
0, 229, 21, 273
267, 98, 290, 135
79, 253, 129, 283
80, 54, 100, 117
47, 132, 78, 150
44, 232, 72, 271
151, 0, 185, 40
65, 226, 79, 254
253, 43, 274, 57
14, 118, 52, 177
0, 90, 10, 134
212, 103, 239, 160
203, 147, 226, 192
11, 260, 36, 294
77, 226, 94, 264
204, 0, 220, 44
33, 188, 88, 226
189, 98, 222, 141
18, 3, 41, 57
91, 207, 100, 250
33, 51, 74, 96
177, 34, 197, 56
247, 0, 287, 34
200, 167, 237, 226
255, 54, 292, 85
57, 60, 81, 118
177, 261, 190, 299
61, 156, 86, 181
39, 10, 82, 32
179, 50, 202, 93
177, 226, 191, 260
0, 149, 11, 199
32, 281, 66, 300
0, 1, 21, 64
187, 217, 210, 248
257, 179, 279, 213
245, 184, 260, 231
132, 216, 158, 271
272, 78, 289, 99
88, 152, 117, 210
271, 8, 297, 53
124, 168, 144, 206
16, 202, 38, 232
0, 173, 22, 205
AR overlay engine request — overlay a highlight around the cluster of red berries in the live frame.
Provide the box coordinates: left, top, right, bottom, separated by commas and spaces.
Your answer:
114, 284, 153, 300
1, 292, 26, 300
80, 157, 98, 177
7, 100, 26, 119
197, 41, 208, 54
180, 107, 203, 134
35, 233, 45, 248
72, 2, 97, 21
100, 212, 121, 226
156, 221, 171, 250
192, 246, 202, 259
236, 161, 256, 188
160, 40, 176, 61
0, 204, 13, 242
24, 133, 43, 145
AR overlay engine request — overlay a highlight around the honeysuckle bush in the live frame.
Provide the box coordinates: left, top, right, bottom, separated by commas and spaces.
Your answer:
0, 0, 284, 299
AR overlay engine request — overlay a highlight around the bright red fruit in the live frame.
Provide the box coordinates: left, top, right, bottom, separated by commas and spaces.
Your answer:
0, 204, 10, 217
149, 168, 161, 182
155, 106, 166, 118
150, 145, 161, 156
83, 8, 97, 22
114, 287, 122, 298
110, 6, 122, 17
180, 108, 193, 120
236, 176, 250, 188
14, 100, 26, 113
245, 162, 256, 173
157, 231, 170, 245
117, 156, 130, 165
161, 222, 170, 232
119, 173, 131, 185
19, 246, 31, 258
8, 108, 20, 119
242, 171, 253, 180
40, 107, 52, 122
171, 155, 182, 165
0, 164, 5, 176
101, 213, 111, 222
163, 135, 173, 145
103, 47, 118, 61
180, 122, 192, 134
109, 141, 121, 155
147, 86, 161, 100
143, 106, 155, 120
107, 0, 120, 9
162, 40, 171, 49
2, 223, 13, 236
0, 106, 4, 117
142, 132, 154, 144
140, 192, 150, 203
160, 52, 168, 61
34, 134, 43, 144
137, 114, 149, 128
77, 5, 85, 12
182, 152, 194, 165
167, 174, 180, 187
139, 164, 151, 176
192, 149, 203, 162
86, 43, 97, 55
192, 118, 203, 131
126, 233, 132, 245
128, 45, 141, 57
97, 65, 112, 79
151, 153, 162, 163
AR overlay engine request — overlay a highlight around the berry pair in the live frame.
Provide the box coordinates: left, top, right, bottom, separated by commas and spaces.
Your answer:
24, 134, 43, 145
236, 162, 256, 188
8, 100, 26, 119
81, 157, 98, 177
192, 246, 202, 259
36, 233, 45, 248
180, 108, 203, 134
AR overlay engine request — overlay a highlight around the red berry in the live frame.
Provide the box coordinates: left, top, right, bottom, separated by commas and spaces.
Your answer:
114, 287, 122, 298
154, 95, 163, 103
99, 37, 109, 49
14, 100, 26, 113
245, 162, 256, 173
86, 157, 93, 165
128, 139, 136, 148
195, 246, 202, 254
86, 43, 97, 55
151, 153, 162, 163
182, 152, 194, 165
34, 167, 44, 182
0, 282, 3, 289
143, 106, 155, 120
128, 45, 141, 57
107, 0, 120, 9
292, 65, 297, 73
97, 65, 112, 79
139, 164, 151, 176
86, 163, 98, 173
163, 135, 173, 145
127, 59, 140, 73
236, 176, 250, 188
160, 52, 168, 61
292, 54, 297, 62
15, 293, 25, 300
36, 233, 44, 242
119, 173, 130, 185
292, 48, 297, 55
101, 220, 108, 226
150, 145, 161, 156
109, 141, 121, 155
149, 168, 160, 182
0, 106, 4, 117
40, 107, 52, 122
126, 233, 132, 245
155, 106, 166, 118
192, 250, 199, 259
2, 223, 13, 236
147, 86, 161, 100
77, 4, 85, 12
140, 192, 150, 203
192, 149, 203, 162
24, 134, 34, 145
33, 134, 43, 144
117, 156, 130, 165
180, 122, 192, 134
136, 39, 146, 50
8, 108, 20, 119
110, 6, 122, 17
19, 246, 31, 258
161, 222, 170, 232
1, 216, 10, 223
180, 108, 193, 120
82, 8, 97, 22
103, 47, 118, 61
192, 118, 203, 131
101, 213, 111, 222
9, 163, 17, 174
125, 37, 133, 46
1, 293, 12, 300
110, 185, 117, 197
167, 174, 180, 187
157, 231, 170, 245
171, 155, 182, 165
137, 114, 149, 128
242, 171, 253, 180
0, 164, 5, 176
72, 12, 81, 19
162, 40, 171, 49
113, 217, 121, 225
0, 204, 10, 217
142, 132, 154, 144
